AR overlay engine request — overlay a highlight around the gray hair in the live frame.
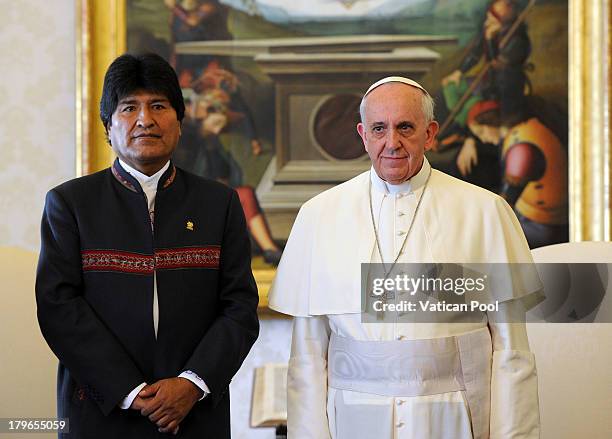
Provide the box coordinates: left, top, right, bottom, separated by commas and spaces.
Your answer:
359, 85, 435, 125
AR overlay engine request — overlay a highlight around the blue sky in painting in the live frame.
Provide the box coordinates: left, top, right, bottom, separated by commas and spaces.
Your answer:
221, 0, 435, 22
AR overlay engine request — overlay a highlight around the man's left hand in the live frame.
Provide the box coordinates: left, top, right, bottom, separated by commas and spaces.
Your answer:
138, 377, 203, 433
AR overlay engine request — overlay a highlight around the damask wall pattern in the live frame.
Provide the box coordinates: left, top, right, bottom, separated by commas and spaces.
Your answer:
0, 0, 76, 251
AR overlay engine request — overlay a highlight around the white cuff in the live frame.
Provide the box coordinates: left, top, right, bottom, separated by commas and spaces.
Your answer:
179, 371, 209, 401
119, 382, 147, 409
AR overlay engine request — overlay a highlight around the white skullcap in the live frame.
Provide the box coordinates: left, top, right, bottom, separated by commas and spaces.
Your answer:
364, 76, 429, 97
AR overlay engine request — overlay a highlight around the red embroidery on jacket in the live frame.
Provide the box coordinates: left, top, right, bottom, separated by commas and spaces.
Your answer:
82, 250, 155, 274
162, 166, 176, 188
156, 246, 220, 269
111, 165, 138, 193
81, 246, 220, 273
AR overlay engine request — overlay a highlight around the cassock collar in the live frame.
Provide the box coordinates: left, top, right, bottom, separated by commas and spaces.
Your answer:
111, 158, 176, 193
370, 157, 431, 195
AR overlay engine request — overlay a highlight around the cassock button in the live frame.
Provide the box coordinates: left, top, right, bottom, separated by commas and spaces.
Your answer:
396, 421, 405, 428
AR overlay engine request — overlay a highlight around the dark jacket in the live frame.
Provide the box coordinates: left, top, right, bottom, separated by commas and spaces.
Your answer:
36, 160, 259, 438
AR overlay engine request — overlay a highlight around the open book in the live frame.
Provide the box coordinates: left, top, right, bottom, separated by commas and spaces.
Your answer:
250, 363, 288, 427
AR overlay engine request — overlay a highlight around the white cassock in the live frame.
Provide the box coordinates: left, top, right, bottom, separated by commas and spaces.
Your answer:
269, 158, 541, 439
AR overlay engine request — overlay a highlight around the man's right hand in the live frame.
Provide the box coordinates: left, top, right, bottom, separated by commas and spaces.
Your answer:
138, 378, 201, 435
131, 396, 180, 435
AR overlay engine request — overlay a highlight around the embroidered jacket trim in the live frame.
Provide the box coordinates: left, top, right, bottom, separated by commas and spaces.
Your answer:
81, 246, 221, 274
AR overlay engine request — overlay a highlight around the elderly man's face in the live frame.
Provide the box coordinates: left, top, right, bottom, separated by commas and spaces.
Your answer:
357, 83, 438, 184
108, 90, 181, 175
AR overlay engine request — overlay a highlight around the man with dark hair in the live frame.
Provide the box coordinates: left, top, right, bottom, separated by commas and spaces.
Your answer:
99, 53, 186, 130
36, 53, 259, 438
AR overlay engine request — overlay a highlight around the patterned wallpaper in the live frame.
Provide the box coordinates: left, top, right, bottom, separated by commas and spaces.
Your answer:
0, 0, 76, 251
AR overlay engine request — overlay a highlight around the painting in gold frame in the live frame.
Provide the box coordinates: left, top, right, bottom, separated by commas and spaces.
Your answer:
77, 0, 612, 308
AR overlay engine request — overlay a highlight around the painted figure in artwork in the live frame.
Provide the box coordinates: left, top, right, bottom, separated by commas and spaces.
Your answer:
173, 68, 282, 264
165, 0, 263, 156
442, 0, 532, 116
432, 0, 535, 192
429, 0, 567, 248
458, 99, 568, 248
165, 0, 233, 85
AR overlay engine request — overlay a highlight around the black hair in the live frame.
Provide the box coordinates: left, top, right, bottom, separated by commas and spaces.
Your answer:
99, 53, 185, 132
474, 108, 502, 127
474, 106, 533, 130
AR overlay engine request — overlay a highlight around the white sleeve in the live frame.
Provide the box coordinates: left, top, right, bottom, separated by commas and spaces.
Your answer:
488, 300, 541, 438
179, 370, 210, 401
287, 316, 332, 439
119, 382, 147, 409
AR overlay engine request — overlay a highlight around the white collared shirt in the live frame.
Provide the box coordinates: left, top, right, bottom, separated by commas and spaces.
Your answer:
119, 159, 169, 222
117, 159, 209, 408
119, 159, 169, 336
